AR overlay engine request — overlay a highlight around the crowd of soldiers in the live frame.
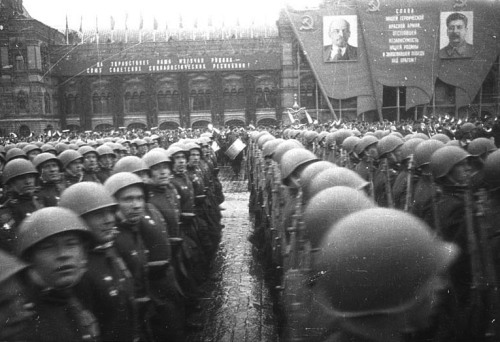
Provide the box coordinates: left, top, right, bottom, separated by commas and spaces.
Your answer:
247, 119, 500, 342
0, 131, 226, 341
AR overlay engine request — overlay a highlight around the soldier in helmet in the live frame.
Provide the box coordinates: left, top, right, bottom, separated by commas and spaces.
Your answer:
354, 135, 379, 183
104, 172, 187, 340
373, 135, 404, 207
13, 207, 101, 341
0, 159, 43, 252
311, 208, 458, 342
33, 152, 66, 207
78, 146, 101, 183
58, 149, 84, 187
59, 182, 138, 341
96, 145, 117, 183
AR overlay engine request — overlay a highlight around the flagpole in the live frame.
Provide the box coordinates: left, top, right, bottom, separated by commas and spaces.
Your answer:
65, 15, 69, 45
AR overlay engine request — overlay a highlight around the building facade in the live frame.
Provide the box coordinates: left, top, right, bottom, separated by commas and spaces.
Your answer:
0, 0, 499, 136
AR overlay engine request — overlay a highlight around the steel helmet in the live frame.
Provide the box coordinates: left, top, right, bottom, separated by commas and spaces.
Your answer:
58, 150, 84, 169
341, 136, 361, 154
300, 161, 337, 190
262, 138, 284, 158
76, 140, 88, 148
413, 133, 430, 140
325, 132, 336, 148
96, 145, 116, 158
165, 144, 188, 160
78, 145, 98, 157
131, 139, 148, 147
280, 149, 320, 183
445, 140, 461, 147
467, 137, 497, 157
255, 131, 270, 142
314, 208, 458, 317
249, 131, 260, 141
104, 172, 144, 197
16, 142, 28, 150
334, 129, 353, 146
304, 186, 374, 248
55, 143, 70, 155
2, 159, 38, 185
22, 144, 41, 155
183, 142, 202, 153
6, 148, 28, 162
41, 144, 57, 154
304, 168, 369, 202
59, 182, 117, 216
16, 207, 93, 257
431, 133, 451, 144
484, 150, 500, 189
373, 130, 384, 139
317, 131, 328, 143
459, 122, 475, 134
258, 134, 275, 149
273, 140, 304, 163
404, 133, 415, 141
430, 146, 471, 180
413, 140, 445, 169
354, 135, 378, 156
377, 135, 404, 157
33, 152, 62, 171
113, 156, 149, 175
399, 138, 424, 162
67, 144, 79, 151
142, 149, 171, 168
390, 131, 404, 139
304, 131, 319, 144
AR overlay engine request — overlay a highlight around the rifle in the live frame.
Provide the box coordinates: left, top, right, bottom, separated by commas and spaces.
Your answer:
474, 188, 500, 341
367, 156, 375, 201
404, 154, 414, 212
383, 158, 395, 208
464, 185, 486, 339
430, 174, 441, 233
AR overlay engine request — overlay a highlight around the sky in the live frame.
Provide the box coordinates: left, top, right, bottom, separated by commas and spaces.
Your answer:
23, 0, 322, 32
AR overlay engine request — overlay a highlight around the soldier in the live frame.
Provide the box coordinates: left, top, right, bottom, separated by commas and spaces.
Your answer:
96, 145, 117, 183
353, 135, 379, 183
312, 208, 458, 342
373, 134, 404, 207
14, 207, 101, 341
0, 159, 42, 252
104, 172, 187, 340
33, 152, 66, 207
58, 149, 84, 187
78, 146, 101, 183
59, 182, 138, 341
22, 144, 42, 162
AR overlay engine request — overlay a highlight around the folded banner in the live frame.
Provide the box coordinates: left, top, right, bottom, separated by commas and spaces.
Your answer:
225, 138, 246, 160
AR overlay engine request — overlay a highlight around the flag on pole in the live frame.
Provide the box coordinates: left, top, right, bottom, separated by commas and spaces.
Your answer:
95, 16, 99, 44
125, 12, 128, 43
110, 16, 115, 30
153, 17, 158, 31
139, 13, 143, 30
79, 16, 84, 44
179, 15, 183, 29
304, 110, 313, 124
65, 15, 69, 44
287, 110, 295, 124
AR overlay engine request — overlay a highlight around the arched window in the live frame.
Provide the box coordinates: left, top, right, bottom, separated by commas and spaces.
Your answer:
44, 93, 51, 113
17, 91, 27, 111
204, 90, 211, 111
103, 93, 111, 113
66, 94, 75, 114
158, 91, 167, 111
124, 92, 131, 112
255, 88, 265, 108
223, 89, 231, 109
131, 92, 139, 112
139, 92, 146, 112
172, 91, 180, 112
236, 88, 245, 109
92, 93, 100, 114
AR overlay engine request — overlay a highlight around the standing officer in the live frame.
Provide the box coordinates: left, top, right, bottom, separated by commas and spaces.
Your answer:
33, 152, 66, 207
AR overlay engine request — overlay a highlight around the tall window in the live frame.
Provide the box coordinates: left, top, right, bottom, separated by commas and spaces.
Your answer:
17, 91, 27, 111
44, 93, 51, 113
190, 89, 210, 111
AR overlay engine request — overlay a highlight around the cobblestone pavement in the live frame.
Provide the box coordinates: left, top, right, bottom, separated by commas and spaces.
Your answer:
186, 166, 280, 342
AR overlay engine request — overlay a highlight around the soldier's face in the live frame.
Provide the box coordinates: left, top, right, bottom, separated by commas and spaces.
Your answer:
40, 160, 61, 182
447, 19, 467, 46
150, 162, 172, 186
447, 159, 472, 185
66, 159, 83, 176
83, 153, 98, 171
27, 150, 40, 162
82, 207, 117, 244
115, 185, 145, 224
99, 155, 115, 170
29, 232, 87, 289
189, 149, 201, 166
9, 174, 36, 195
172, 153, 187, 173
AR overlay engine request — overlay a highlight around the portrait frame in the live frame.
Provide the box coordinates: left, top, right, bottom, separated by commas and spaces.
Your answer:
439, 11, 474, 59
323, 15, 359, 63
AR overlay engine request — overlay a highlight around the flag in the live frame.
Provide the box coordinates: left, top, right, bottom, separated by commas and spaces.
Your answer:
65, 15, 69, 44
125, 12, 128, 30
179, 15, 183, 29
153, 17, 158, 31
139, 13, 143, 30
287, 110, 295, 124
95, 16, 99, 43
110, 16, 115, 30
79, 16, 83, 34
304, 110, 313, 124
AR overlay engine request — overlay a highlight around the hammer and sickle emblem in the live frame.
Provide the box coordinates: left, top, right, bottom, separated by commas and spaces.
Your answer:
367, 0, 381, 12
299, 15, 314, 31
453, 0, 467, 9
